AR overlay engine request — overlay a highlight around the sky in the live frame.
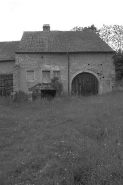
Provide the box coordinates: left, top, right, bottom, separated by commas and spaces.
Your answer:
0, 0, 122, 41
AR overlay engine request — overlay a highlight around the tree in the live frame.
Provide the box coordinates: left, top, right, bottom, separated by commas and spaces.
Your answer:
99, 24, 123, 51
71, 24, 100, 35
72, 24, 123, 51
113, 50, 123, 81
71, 26, 83, 31
99, 25, 123, 81
86, 24, 100, 35
72, 24, 123, 80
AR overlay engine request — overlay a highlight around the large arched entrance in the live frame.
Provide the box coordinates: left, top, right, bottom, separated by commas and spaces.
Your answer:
72, 72, 98, 96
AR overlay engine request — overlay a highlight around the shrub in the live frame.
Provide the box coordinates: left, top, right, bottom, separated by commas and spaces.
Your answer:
113, 50, 123, 81
32, 89, 39, 101
13, 91, 28, 103
50, 77, 63, 96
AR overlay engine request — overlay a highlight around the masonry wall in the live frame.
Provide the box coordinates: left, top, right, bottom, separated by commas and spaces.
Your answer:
0, 61, 15, 74
14, 54, 68, 93
69, 53, 115, 94
14, 53, 115, 94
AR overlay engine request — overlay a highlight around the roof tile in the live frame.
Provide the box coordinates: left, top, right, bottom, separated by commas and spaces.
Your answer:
0, 41, 19, 61
17, 29, 114, 53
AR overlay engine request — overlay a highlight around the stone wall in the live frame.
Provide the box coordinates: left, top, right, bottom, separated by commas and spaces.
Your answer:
15, 53, 68, 93
0, 61, 15, 74
14, 52, 115, 94
69, 53, 115, 94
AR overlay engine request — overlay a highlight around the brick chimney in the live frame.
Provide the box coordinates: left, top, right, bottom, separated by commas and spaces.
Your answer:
43, 24, 50, 31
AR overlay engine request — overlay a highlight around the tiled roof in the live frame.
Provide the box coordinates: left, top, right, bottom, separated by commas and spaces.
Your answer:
17, 29, 114, 53
0, 41, 20, 61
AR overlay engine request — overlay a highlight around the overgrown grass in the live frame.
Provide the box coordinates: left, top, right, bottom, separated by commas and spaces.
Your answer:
1, 91, 123, 184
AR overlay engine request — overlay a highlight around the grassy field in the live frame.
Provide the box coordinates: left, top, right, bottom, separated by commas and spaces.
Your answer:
1, 91, 123, 184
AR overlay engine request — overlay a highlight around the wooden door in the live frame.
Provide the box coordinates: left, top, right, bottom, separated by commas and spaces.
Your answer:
72, 72, 98, 96
0, 74, 13, 96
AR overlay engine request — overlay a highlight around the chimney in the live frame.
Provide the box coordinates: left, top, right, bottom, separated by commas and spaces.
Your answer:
43, 24, 50, 31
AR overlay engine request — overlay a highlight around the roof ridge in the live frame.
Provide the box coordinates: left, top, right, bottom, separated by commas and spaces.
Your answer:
18, 30, 114, 53
0, 41, 20, 43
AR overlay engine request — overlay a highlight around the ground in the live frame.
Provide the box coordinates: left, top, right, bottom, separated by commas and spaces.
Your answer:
0, 92, 123, 184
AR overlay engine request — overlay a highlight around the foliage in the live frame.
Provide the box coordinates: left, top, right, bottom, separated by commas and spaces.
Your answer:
50, 77, 63, 95
113, 50, 123, 80
12, 90, 28, 102
71, 24, 100, 35
32, 89, 39, 101
99, 24, 123, 51
72, 24, 123, 52
71, 26, 84, 31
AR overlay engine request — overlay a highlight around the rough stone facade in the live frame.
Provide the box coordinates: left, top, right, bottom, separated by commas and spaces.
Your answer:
69, 53, 115, 94
14, 54, 68, 93
14, 52, 115, 94
0, 28, 115, 96
0, 61, 15, 74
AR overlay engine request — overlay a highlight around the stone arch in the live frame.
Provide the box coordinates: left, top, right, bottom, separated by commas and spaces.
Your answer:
70, 70, 100, 95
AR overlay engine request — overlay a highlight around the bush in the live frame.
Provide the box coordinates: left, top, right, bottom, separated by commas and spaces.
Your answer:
13, 91, 28, 103
113, 51, 123, 81
32, 89, 39, 101
50, 77, 63, 96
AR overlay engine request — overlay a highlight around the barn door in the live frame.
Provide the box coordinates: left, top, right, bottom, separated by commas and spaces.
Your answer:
72, 72, 98, 96
0, 74, 13, 96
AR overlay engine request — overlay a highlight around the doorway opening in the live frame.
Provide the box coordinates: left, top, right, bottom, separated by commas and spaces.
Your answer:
72, 72, 98, 96
41, 90, 56, 99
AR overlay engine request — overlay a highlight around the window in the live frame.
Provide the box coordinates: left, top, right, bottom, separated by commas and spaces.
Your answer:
42, 71, 50, 82
53, 71, 60, 79
27, 70, 35, 82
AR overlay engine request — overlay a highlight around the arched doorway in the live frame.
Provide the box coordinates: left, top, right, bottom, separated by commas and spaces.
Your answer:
72, 72, 98, 96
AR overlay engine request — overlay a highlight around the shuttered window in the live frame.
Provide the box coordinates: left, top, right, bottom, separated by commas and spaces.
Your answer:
53, 71, 60, 79
27, 70, 35, 82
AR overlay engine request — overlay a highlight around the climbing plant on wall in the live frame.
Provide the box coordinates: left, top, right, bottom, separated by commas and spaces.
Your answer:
50, 77, 63, 96
113, 50, 123, 81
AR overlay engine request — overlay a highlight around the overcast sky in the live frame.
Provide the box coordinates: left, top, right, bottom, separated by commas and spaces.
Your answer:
0, 0, 122, 41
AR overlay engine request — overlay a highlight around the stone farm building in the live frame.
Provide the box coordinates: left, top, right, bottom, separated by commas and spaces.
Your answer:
0, 24, 115, 97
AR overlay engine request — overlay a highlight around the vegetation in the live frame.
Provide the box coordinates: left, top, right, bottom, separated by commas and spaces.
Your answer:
32, 89, 39, 101
99, 25, 123, 52
50, 77, 63, 96
71, 24, 100, 35
12, 90, 28, 103
72, 24, 123, 82
1, 91, 123, 184
72, 24, 123, 52
113, 50, 123, 81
